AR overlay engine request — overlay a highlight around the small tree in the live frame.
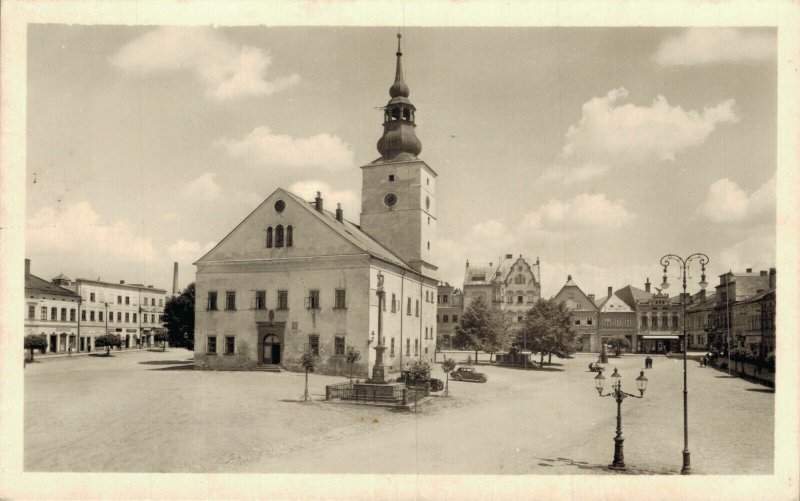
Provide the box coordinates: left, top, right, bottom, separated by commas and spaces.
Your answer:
24, 334, 47, 362
95, 334, 122, 356
407, 361, 431, 386
609, 336, 631, 357
163, 283, 195, 349
441, 358, 457, 397
345, 346, 361, 383
453, 297, 504, 365
154, 330, 169, 352
299, 352, 319, 402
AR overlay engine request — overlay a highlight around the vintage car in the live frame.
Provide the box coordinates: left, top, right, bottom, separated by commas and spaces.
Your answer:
588, 362, 605, 373
450, 367, 488, 383
396, 371, 444, 392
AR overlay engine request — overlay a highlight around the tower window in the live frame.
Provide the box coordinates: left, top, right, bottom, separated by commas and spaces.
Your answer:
403, 108, 410, 120
389, 174, 395, 182
392, 108, 400, 120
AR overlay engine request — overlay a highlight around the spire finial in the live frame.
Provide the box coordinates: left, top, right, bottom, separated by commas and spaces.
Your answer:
397, 33, 402, 55
389, 34, 409, 98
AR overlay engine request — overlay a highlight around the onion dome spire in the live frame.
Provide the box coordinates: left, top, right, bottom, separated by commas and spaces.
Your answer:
376, 33, 422, 161
389, 33, 410, 98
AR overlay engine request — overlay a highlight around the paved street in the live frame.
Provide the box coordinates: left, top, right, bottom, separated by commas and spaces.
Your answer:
25, 349, 773, 474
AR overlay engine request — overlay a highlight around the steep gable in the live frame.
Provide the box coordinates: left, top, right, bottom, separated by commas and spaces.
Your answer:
552, 277, 597, 312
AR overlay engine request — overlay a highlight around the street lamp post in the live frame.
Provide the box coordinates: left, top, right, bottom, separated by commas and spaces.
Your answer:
658, 253, 709, 475
594, 368, 649, 470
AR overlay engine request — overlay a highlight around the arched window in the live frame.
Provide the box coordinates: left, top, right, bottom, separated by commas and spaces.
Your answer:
266, 227, 273, 248
403, 108, 410, 120
275, 225, 284, 248
391, 108, 400, 120
286, 225, 293, 247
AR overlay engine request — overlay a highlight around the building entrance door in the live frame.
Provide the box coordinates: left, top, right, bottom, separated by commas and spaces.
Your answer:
263, 335, 281, 364
50, 334, 57, 353
257, 322, 285, 365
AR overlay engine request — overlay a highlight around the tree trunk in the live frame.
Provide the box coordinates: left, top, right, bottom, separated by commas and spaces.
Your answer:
475, 348, 479, 365
540, 352, 545, 366
162, 342, 166, 352
548, 352, 552, 364
29, 348, 34, 362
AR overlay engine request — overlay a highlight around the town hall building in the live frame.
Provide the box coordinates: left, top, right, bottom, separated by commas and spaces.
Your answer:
193, 35, 438, 376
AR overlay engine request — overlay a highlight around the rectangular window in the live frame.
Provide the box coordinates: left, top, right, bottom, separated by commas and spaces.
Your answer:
587, 318, 593, 326
125, 312, 130, 322
225, 336, 235, 355
254, 290, 266, 310
207, 336, 217, 354
133, 313, 137, 323
306, 290, 320, 309
51, 307, 57, 320
60, 308, 67, 321
40, 306, 47, 320
605, 318, 611, 326
90, 292, 95, 302
125, 296, 130, 305
309, 335, 320, 355
517, 316, 523, 323
207, 291, 218, 311
334, 289, 346, 309
117, 312, 121, 322
390, 337, 395, 357
99, 311, 103, 322
651, 316, 658, 328
453, 315, 458, 323
625, 318, 632, 327
28, 304, 35, 320
391, 294, 397, 312
443, 314, 449, 323
672, 316, 679, 328
574, 318, 581, 326
70, 309, 76, 322
415, 300, 419, 317
641, 316, 647, 328
334, 336, 345, 356
414, 339, 419, 355
506, 295, 513, 304
407, 297, 412, 315
615, 318, 621, 326
80, 309, 86, 321
117, 295, 122, 304
443, 294, 448, 304
661, 316, 668, 328
90, 311, 96, 321
225, 291, 236, 311
406, 338, 411, 356
517, 296, 523, 304
159, 299, 163, 307
277, 290, 288, 310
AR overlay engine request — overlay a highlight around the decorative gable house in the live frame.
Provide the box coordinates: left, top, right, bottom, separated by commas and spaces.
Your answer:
193, 36, 438, 376
551, 275, 599, 352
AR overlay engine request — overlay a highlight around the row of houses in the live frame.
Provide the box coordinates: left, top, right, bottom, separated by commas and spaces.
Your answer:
24, 258, 170, 354
437, 258, 776, 358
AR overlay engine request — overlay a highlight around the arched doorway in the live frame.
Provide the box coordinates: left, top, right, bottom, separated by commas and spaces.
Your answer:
263, 334, 281, 365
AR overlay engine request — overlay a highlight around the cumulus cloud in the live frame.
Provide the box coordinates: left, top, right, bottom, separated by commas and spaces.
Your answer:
521, 193, 634, 232
718, 227, 776, 273
217, 126, 354, 171
110, 26, 299, 101
653, 28, 776, 66
167, 239, 216, 263
288, 180, 360, 221
697, 174, 776, 224
182, 172, 221, 201
543, 87, 738, 183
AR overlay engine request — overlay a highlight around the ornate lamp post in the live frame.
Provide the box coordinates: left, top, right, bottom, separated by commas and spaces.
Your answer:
594, 368, 649, 471
658, 253, 709, 475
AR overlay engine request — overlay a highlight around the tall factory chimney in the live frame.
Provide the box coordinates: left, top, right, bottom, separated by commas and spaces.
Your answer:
172, 262, 179, 296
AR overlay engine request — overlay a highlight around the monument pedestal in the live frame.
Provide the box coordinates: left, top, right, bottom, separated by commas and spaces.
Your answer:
372, 344, 388, 383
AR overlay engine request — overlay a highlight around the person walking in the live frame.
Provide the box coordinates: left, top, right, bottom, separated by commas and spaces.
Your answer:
645, 355, 652, 369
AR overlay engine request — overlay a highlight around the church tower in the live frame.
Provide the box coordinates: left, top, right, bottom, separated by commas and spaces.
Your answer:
360, 34, 438, 278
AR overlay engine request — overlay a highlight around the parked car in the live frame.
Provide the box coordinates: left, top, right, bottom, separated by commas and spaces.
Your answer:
451, 367, 487, 383
396, 371, 444, 392
588, 362, 605, 373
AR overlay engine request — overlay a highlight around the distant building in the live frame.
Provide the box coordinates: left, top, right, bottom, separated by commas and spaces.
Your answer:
686, 290, 716, 351
436, 282, 463, 349
596, 286, 637, 353
24, 259, 80, 354
463, 254, 541, 331
708, 268, 775, 353
551, 275, 599, 352
614, 279, 684, 353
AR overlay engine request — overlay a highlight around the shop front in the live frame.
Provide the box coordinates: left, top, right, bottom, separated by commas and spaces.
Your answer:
639, 334, 682, 354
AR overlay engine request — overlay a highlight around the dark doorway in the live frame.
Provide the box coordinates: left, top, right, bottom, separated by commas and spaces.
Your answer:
80, 337, 85, 351
264, 334, 281, 364
49, 334, 57, 353
125, 335, 130, 348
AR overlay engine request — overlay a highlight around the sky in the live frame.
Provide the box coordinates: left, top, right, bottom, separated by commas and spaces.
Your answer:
25, 26, 777, 298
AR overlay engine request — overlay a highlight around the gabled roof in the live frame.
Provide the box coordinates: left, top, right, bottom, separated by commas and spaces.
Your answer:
738, 288, 775, 304
25, 274, 80, 298
552, 275, 598, 312
52, 273, 71, 281
196, 188, 420, 277
614, 285, 652, 309
464, 264, 495, 284
599, 294, 634, 313
686, 292, 718, 312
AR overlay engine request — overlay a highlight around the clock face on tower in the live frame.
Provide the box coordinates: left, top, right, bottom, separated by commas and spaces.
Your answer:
384, 193, 398, 207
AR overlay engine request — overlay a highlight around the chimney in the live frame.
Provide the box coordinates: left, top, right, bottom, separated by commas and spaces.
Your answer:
698, 289, 706, 301
335, 203, 343, 222
120, 280, 125, 285
314, 191, 323, 212
607, 286, 613, 298
588, 293, 595, 301
746, 267, 752, 274
760, 270, 767, 276
25, 258, 30, 276
645, 278, 651, 293
769, 268, 776, 289
172, 262, 179, 295
505, 254, 513, 259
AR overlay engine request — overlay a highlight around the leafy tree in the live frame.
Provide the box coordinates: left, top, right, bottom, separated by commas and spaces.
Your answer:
441, 358, 457, 397
406, 361, 431, 386
24, 334, 47, 361
345, 346, 361, 383
95, 334, 122, 356
518, 300, 576, 366
609, 336, 631, 357
299, 352, 319, 402
163, 283, 195, 349
453, 297, 505, 365
154, 330, 169, 352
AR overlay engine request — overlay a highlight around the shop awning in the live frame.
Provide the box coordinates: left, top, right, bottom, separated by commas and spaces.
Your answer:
641, 335, 680, 340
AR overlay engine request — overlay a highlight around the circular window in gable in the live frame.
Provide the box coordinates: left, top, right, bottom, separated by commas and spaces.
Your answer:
274, 200, 286, 213
384, 193, 398, 207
